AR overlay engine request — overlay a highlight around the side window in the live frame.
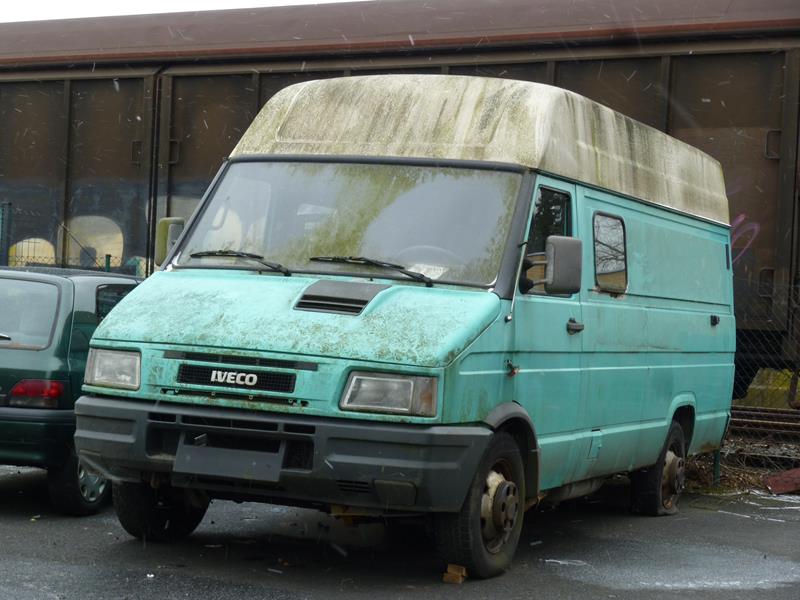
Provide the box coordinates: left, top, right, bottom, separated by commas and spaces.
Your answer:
593, 213, 627, 293
96, 284, 135, 323
524, 187, 571, 294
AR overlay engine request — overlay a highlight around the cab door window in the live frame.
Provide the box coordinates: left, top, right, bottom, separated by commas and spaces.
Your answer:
524, 187, 572, 294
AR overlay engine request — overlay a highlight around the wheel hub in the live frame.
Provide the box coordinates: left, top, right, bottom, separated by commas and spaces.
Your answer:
480, 469, 519, 553
78, 463, 107, 503
491, 479, 519, 534
661, 449, 685, 509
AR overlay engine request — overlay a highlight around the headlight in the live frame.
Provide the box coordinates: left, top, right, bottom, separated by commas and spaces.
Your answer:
340, 372, 437, 417
84, 348, 141, 390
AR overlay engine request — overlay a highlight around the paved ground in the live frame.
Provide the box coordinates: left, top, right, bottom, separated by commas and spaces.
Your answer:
1, 465, 799, 599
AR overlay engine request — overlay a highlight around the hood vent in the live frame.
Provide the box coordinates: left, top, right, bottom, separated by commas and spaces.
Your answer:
295, 280, 389, 315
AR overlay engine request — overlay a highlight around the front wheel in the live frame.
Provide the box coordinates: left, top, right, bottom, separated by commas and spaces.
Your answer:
113, 482, 209, 542
630, 421, 686, 516
433, 432, 525, 579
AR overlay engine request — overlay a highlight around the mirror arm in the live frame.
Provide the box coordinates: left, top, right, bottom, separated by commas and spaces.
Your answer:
505, 239, 529, 323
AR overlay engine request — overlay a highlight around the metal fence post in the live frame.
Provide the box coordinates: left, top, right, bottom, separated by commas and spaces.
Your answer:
712, 449, 721, 486
0, 202, 10, 267
104, 254, 111, 272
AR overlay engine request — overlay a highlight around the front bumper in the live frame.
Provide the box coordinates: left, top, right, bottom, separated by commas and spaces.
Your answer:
74, 395, 491, 512
0, 407, 75, 467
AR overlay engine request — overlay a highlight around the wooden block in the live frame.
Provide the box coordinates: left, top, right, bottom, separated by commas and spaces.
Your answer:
764, 467, 800, 495
442, 572, 464, 584
446, 564, 467, 577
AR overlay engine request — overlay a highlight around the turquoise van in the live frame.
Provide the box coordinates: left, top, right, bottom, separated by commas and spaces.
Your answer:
74, 75, 734, 578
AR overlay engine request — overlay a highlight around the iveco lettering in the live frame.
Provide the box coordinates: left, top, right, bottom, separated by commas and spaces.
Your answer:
74, 75, 735, 578
210, 371, 258, 386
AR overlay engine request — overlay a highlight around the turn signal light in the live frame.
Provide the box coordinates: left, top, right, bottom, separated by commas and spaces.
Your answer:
8, 380, 66, 408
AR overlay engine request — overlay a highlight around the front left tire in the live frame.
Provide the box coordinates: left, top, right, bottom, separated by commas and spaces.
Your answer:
113, 481, 209, 542
433, 432, 525, 579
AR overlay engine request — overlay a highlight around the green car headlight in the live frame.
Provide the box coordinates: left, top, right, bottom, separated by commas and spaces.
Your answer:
340, 372, 437, 417
84, 348, 141, 391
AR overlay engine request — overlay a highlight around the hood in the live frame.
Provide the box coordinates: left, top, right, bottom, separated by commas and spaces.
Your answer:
93, 270, 501, 367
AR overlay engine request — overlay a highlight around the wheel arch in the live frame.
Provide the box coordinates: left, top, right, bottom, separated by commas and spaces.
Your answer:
671, 402, 696, 450
483, 402, 539, 500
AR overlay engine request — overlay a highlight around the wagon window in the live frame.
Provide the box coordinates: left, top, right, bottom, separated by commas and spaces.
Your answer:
593, 213, 627, 293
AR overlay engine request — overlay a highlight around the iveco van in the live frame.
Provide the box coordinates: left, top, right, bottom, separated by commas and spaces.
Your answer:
74, 75, 734, 578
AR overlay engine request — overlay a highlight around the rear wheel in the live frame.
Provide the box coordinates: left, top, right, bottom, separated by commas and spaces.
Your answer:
433, 432, 525, 579
47, 447, 109, 516
113, 482, 209, 542
630, 421, 686, 516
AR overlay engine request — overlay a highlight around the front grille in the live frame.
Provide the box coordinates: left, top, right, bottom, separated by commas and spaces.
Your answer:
165, 351, 317, 372
177, 364, 295, 393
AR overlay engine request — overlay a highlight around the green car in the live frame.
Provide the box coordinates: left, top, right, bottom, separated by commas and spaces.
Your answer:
0, 267, 137, 515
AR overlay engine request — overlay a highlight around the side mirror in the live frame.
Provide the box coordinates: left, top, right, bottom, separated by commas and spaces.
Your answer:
154, 217, 185, 266
542, 235, 582, 295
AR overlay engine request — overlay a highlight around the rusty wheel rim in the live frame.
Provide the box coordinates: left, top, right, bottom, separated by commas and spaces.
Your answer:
661, 448, 685, 511
479, 461, 520, 554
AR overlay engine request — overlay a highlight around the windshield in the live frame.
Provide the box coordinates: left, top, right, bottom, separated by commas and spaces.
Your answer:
174, 161, 522, 287
0, 279, 59, 350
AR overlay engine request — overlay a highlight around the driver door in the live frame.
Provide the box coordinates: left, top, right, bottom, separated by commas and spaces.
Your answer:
513, 176, 586, 491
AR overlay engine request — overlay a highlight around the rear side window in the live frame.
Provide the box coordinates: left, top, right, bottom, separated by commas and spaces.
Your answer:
593, 213, 627, 293
0, 280, 59, 349
96, 284, 135, 322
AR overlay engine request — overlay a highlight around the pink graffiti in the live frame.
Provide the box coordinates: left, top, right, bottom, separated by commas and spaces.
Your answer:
730, 213, 760, 265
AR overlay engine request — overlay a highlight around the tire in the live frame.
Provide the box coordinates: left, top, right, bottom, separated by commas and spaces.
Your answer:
47, 447, 109, 516
112, 482, 209, 542
433, 432, 525, 579
630, 421, 686, 516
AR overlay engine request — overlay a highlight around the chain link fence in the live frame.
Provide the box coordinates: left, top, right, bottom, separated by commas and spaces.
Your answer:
692, 277, 800, 493
0, 202, 127, 272
0, 202, 10, 267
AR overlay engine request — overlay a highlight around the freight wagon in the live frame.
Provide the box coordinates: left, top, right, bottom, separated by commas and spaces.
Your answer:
0, 0, 798, 395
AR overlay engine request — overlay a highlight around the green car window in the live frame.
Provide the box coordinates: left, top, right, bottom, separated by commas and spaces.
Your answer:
0, 279, 59, 350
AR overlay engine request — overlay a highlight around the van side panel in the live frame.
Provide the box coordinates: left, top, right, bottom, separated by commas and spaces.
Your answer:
574, 185, 734, 480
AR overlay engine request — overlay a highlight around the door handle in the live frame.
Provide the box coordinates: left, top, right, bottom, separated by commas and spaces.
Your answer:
566, 318, 584, 334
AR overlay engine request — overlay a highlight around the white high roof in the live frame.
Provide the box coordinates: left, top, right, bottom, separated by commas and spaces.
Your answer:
232, 75, 729, 225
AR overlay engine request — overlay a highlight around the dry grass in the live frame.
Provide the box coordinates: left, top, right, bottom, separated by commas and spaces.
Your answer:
685, 453, 769, 494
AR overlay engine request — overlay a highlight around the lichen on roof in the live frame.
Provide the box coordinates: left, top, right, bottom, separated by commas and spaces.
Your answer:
232, 74, 729, 225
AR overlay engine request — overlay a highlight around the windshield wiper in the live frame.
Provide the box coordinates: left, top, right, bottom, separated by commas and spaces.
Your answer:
190, 250, 291, 276
310, 255, 433, 287
0, 333, 11, 341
